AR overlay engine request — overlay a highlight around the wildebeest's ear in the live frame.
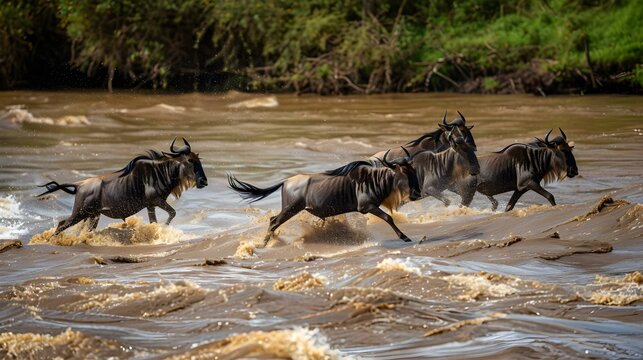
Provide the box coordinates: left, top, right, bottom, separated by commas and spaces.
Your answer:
438, 123, 449, 132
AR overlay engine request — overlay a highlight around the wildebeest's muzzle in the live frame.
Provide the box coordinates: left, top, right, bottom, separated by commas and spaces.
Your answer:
564, 149, 578, 178
194, 161, 208, 188
567, 166, 578, 178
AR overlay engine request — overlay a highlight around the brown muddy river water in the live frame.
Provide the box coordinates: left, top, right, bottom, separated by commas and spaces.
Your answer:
0, 91, 642, 359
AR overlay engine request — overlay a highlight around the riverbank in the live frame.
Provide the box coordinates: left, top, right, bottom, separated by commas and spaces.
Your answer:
1, 1, 641, 94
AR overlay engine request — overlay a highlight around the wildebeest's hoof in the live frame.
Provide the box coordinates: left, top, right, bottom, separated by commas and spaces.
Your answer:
401, 236, 412, 242
418, 236, 429, 244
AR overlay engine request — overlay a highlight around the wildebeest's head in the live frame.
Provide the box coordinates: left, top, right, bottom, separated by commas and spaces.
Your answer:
438, 111, 477, 151
537, 129, 578, 178
380, 147, 422, 201
165, 137, 209, 188
445, 127, 480, 176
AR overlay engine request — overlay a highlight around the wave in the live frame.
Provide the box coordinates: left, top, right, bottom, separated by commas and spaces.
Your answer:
409, 204, 496, 224
30, 216, 192, 246
70, 279, 206, 317
424, 313, 506, 337
234, 239, 257, 259
0, 328, 123, 359
0, 105, 89, 127
585, 271, 642, 306
5, 277, 206, 318
273, 271, 327, 292
0, 195, 28, 238
293, 137, 374, 153
445, 273, 521, 301
168, 327, 346, 360
117, 103, 186, 114
228, 96, 279, 109
376, 258, 422, 275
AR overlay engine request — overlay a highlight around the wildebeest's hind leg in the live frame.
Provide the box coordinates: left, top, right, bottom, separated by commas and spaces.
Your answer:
156, 201, 176, 225
263, 204, 304, 247
505, 189, 528, 212
54, 211, 92, 235
87, 216, 100, 231
486, 195, 499, 211
368, 207, 411, 242
147, 206, 157, 223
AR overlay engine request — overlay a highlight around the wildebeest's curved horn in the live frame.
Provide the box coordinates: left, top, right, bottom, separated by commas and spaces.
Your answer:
382, 149, 394, 168
181, 137, 192, 153
544, 129, 553, 144
170, 137, 191, 154
559, 128, 567, 141
169, 137, 178, 153
442, 111, 448, 125
457, 110, 466, 124
401, 146, 411, 159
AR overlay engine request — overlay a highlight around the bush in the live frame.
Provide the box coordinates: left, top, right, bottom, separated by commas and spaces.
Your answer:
0, 0, 640, 93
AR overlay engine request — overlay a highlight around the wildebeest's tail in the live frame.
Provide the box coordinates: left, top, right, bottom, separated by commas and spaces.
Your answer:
227, 174, 283, 203
37, 181, 77, 197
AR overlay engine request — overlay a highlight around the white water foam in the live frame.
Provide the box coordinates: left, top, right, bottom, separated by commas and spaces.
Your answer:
0, 195, 28, 238
0, 105, 89, 126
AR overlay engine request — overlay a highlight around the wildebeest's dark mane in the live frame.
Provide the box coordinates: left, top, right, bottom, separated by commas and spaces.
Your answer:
116, 150, 171, 177
493, 143, 532, 153
405, 129, 444, 147
495, 138, 550, 153
324, 160, 373, 177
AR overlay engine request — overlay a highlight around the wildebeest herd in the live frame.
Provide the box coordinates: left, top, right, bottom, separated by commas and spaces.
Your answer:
39, 112, 578, 244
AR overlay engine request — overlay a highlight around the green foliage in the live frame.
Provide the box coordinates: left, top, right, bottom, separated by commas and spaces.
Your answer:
57, 0, 209, 89
0, 2, 35, 88
482, 77, 499, 91
0, 0, 641, 92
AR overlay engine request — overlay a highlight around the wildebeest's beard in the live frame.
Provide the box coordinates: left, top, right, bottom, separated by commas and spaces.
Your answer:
404, 166, 421, 201
379, 147, 420, 204
166, 137, 208, 190
173, 154, 208, 198
447, 129, 480, 176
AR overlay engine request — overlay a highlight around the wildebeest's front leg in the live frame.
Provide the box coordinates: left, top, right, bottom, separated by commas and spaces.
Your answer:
527, 182, 556, 206
505, 189, 527, 212
458, 176, 478, 207
424, 187, 450, 206
55, 211, 91, 235
147, 206, 157, 223
156, 200, 176, 225
368, 207, 411, 242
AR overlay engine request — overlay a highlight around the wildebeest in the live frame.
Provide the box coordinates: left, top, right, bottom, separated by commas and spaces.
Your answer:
371, 111, 477, 162
37, 138, 208, 234
411, 129, 480, 207
470, 128, 578, 211
227, 150, 421, 246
